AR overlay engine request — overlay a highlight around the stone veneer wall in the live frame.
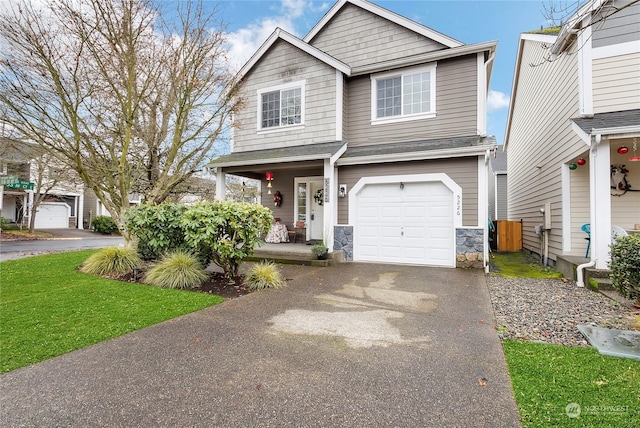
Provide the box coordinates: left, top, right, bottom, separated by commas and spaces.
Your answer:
456, 228, 485, 269
334, 225, 353, 261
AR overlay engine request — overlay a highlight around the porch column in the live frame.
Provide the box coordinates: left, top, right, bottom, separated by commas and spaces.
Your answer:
215, 168, 226, 201
590, 135, 611, 269
323, 159, 335, 252
77, 191, 84, 229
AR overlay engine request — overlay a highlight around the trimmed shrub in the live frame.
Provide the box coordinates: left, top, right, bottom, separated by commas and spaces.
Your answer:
181, 201, 273, 278
245, 261, 285, 290
124, 203, 188, 260
80, 246, 141, 276
91, 216, 119, 235
609, 234, 640, 300
143, 250, 209, 289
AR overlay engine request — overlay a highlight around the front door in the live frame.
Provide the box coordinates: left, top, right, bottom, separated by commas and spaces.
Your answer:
309, 181, 324, 241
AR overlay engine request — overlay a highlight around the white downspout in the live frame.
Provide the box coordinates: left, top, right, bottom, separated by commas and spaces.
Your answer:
576, 259, 596, 287
577, 133, 601, 286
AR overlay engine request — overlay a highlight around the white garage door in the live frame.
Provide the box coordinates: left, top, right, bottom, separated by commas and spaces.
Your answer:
34, 203, 70, 229
354, 181, 454, 266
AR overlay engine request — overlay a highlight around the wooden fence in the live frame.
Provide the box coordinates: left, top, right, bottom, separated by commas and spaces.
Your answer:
496, 220, 522, 252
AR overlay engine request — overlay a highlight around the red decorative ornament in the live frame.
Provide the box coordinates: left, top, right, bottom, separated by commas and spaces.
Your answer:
265, 171, 274, 181
577, 158, 586, 166
617, 146, 629, 154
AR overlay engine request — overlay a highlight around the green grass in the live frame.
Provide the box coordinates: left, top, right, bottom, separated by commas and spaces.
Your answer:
0, 250, 223, 373
504, 340, 640, 427
490, 251, 563, 279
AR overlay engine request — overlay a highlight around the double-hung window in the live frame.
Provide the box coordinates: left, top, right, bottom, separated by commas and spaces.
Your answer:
258, 81, 305, 131
371, 64, 436, 124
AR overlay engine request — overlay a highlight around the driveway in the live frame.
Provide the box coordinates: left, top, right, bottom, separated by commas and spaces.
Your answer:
0, 263, 521, 427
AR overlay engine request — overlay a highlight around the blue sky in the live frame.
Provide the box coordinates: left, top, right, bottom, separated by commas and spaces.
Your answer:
214, 0, 563, 145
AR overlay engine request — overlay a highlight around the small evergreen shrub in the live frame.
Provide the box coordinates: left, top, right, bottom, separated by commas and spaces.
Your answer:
143, 250, 209, 289
91, 216, 119, 235
0, 217, 10, 230
609, 234, 640, 300
245, 261, 285, 290
124, 203, 188, 261
80, 246, 141, 276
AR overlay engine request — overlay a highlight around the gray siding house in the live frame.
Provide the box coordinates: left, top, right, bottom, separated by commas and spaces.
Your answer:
210, 0, 497, 268
504, 0, 640, 273
489, 151, 508, 221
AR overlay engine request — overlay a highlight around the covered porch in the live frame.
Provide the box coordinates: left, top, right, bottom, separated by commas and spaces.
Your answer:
566, 109, 640, 269
208, 142, 347, 252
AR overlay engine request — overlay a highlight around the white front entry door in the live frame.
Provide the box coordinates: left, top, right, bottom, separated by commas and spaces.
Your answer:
354, 181, 454, 266
309, 181, 324, 240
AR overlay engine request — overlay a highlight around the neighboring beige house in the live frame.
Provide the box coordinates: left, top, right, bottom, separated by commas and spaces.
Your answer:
209, 0, 497, 268
504, 0, 640, 271
1, 137, 85, 229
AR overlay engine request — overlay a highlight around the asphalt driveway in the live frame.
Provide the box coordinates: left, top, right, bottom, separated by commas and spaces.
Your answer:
0, 263, 521, 427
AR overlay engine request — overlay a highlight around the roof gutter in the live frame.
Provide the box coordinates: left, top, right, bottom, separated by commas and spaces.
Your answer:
350, 41, 497, 76
337, 144, 495, 166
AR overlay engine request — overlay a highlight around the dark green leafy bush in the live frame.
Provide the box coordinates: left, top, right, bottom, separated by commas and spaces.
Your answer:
91, 216, 119, 235
609, 234, 640, 300
181, 201, 273, 278
124, 203, 188, 260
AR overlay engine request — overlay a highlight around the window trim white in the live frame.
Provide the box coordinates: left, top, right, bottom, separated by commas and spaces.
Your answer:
257, 80, 306, 132
370, 63, 437, 125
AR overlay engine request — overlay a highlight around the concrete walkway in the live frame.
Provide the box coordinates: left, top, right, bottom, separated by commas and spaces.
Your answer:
0, 263, 521, 427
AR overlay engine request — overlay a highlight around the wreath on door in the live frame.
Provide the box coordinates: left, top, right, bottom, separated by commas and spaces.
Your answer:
313, 189, 324, 205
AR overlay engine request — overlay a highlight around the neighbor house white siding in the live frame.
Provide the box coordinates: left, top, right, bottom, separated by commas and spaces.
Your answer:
507, 37, 587, 260
592, 51, 640, 113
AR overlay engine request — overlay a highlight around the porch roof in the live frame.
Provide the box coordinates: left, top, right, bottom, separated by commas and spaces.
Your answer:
336, 135, 497, 165
572, 109, 640, 136
208, 141, 347, 169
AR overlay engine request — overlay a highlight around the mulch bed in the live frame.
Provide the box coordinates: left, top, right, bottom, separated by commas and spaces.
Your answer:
116, 269, 254, 300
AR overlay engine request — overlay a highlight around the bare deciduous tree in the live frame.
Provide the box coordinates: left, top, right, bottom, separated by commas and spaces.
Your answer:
0, 0, 242, 239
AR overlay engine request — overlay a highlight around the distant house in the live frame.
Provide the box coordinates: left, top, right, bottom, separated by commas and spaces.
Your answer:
1, 137, 85, 229
488, 151, 508, 222
504, 0, 640, 269
209, 0, 497, 268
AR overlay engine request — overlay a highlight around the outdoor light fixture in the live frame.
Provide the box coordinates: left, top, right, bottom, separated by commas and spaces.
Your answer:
265, 171, 274, 194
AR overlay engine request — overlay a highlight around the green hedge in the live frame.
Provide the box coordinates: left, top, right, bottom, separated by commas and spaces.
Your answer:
609, 234, 640, 300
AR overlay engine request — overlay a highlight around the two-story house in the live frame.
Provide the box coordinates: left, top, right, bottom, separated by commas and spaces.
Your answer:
209, 0, 497, 268
504, 0, 640, 275
1, 137, 85, 229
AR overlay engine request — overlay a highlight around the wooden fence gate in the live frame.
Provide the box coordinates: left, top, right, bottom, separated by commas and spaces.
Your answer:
496, 220, 522, 252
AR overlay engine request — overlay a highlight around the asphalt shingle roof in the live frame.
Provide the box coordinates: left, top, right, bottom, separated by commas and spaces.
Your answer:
572, 109, 640, 134
340, 135, 496, 159
208, 141, 346, 168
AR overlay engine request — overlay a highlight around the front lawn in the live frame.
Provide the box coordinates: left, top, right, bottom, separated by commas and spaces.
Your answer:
504, 340, 640, 427
0, 250, 223, 373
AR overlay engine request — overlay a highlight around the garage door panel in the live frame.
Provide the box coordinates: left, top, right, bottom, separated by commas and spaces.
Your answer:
34, 203, 70, 229
355, 180, 455, 267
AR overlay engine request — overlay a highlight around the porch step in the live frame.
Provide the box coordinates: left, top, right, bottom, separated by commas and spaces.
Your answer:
248, 250, 344, 267
584, 268, 614, 290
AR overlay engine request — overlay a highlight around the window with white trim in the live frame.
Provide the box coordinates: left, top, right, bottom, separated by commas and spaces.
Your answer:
257, 81, 305, 130
371, 64, 436, 124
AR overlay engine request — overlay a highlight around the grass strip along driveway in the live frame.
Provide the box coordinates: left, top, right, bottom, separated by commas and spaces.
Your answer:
0, 250, 222, 374
491, 252, 640, 427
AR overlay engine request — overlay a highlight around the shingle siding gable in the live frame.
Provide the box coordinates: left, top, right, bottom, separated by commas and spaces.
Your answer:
309, 3, 447, 68
234, 39, 338, 153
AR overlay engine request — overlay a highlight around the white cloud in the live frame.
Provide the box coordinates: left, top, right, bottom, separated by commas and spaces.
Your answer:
487, 90, 510, 112
225, 0, 329, 72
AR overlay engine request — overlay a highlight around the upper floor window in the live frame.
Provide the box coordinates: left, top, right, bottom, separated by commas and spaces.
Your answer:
257, 81, 305, 131
371, 64, 436, 124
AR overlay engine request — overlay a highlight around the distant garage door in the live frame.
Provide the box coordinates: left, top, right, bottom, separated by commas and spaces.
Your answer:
354, 181, 454, 266
34, 203, 70, 229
